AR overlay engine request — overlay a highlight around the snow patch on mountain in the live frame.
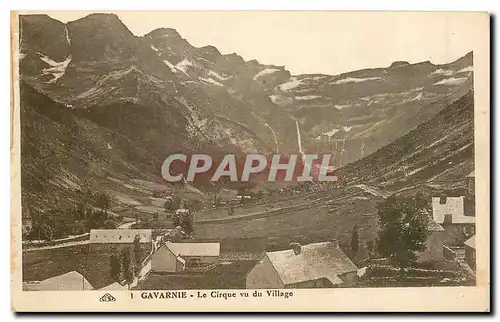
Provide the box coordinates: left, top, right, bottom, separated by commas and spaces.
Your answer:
64, 25, 71, 45
332, 76, 382, 85
175, 59, 193, 76
295, 95, 322, 100
278, 77, 303, 91
434, 77, 468, 86
38, 53, 72, 84
162, 60, 177, 73
151, 45, 159, 52
412, 92, 423, 101
324, 128, 340, 137
431, 69, 454, 76
208, 70, 232, 81
456, 66, 473, 73
334, 104, 349, 110
196, 57, 214, 65
343, 126, 353, 132
269, 95, 279, 104
253, 68, 280, 80
199, 77, 224, 87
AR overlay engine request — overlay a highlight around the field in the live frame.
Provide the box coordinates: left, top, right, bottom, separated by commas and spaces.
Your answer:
193, 186, 383, 251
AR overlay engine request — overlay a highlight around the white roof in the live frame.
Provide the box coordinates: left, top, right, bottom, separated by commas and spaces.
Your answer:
265, 242, 357, 286
90, 229, 152, 243
464, 235, 476, 249
165, 241, 220, 257
431, 197, 475, 224
36, 271, 93, 291
99, 282, 128, 291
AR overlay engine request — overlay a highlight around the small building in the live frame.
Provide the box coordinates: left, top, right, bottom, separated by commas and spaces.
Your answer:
175, 208, 190, 216
246, 241, 358, 289
432, 197, 475, 246
23, 271, 93, 291
151, 241, 220, 273
22, 210, 33, 235
464, 235, 476, 271
89, 229, 152, 244
99, 281, 128, 291
417, 220, 445, 263
466, 171, 475, 196
218, 237, 268, 261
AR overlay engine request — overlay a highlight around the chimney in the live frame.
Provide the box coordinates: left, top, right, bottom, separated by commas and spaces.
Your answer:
443, 214, 453, 224
290, 242, 301, 255
331, 238, 339, 249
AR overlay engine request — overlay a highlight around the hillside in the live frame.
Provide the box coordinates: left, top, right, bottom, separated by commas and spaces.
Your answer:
337, 91, 474, 191
18, 13, 474, 234
193, 91, 475, 249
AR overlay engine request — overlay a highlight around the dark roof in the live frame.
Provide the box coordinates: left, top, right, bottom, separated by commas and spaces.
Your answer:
428, 220, 445, 232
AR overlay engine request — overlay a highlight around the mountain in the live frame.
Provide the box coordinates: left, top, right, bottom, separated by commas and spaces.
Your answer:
273, 53, 473, 165
18, 13, 474, 219
336, 90, 474, 191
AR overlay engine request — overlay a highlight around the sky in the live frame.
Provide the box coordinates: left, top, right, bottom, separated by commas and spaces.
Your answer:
44, 11, 480, 75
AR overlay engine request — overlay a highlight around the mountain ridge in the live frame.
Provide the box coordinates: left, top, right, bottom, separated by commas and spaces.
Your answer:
18, 13, 474, 225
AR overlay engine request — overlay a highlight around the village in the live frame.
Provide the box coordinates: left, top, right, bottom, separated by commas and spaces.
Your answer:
21, 170, 476, 291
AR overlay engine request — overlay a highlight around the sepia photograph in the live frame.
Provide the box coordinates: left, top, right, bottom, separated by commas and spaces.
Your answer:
10, 10, 490, 312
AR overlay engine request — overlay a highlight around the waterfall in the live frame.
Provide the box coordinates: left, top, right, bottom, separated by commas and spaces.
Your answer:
295, 120, 304, 155
332, 140, 338, 167
339, 138, 346, 167
64, 25, 71, 45
265, 123, 279, 153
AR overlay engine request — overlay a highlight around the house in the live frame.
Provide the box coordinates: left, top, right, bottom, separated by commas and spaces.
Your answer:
99, 281, 128, 291
22, 217, 33, 235
89, 229, 152, 244
466, 171, 475, 196
175, 208, 190, 216
464, 235, 476, 271
432, 197, 475, 246
246, 240, 358, 289
151, 241, 220, 272
89, 229, 153, 252
218, 237, 268, 261
23, 271, 93, 291
22, 210, 33, 235
417, 220, 445, 262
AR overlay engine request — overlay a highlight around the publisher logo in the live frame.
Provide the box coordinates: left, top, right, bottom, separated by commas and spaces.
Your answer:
99, 293, 116, 302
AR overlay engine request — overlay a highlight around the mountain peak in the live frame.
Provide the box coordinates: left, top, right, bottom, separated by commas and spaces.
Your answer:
389, 61, 410, 68
72, 13, 121, 23
197, 45, 221, 59
145, 27, 182, 40
66, 13, 137, 63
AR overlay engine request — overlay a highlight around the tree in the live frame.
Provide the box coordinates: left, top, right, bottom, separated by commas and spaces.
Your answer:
109, 254, 121, 282
350, 225, 359, 261
376, 194, 430, 272
164, 196, 182, 212
95, 191, 111, 212
121, 249, 134, 289
180, 215, 193, 235
184, 199, 203, 212
133, 235, 142, 275
366, 239, 375, 261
